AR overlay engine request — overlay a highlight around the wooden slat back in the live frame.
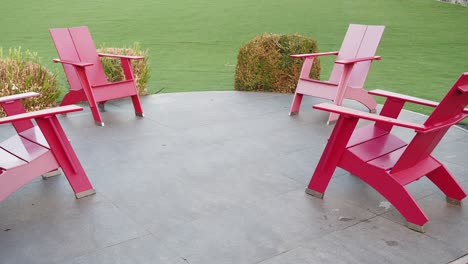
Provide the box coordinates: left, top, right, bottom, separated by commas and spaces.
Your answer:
68, 26, 108, 86
329, 24, 384, 88
50, 28, 83, 91
50, 26, 108, 89
392, 73, 468, 173
348, 25, 384, 88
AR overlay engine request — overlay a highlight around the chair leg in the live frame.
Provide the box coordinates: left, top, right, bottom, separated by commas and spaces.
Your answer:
42, 169, 61, 179
72, 69, 104, 125
36, 116, 95, 199
98, 102, 106, 112
89, 103, 104, 126
382, 183, 429, 232
358, 169, 429, 231
329, 64, 354, 125
75, 86, 104, 126
426, 165, 467, 204
307, 117, 359, 196
289, 93, 303, 116
131, 95, 144, 117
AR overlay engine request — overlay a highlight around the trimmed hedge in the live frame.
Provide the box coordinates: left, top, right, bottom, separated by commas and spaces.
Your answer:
0, 47, 60, 117
235, 33, 320, 93
98, 42, 150, 96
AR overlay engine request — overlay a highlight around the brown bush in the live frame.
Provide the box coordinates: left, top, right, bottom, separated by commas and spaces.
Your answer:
0, 47, 60, 117
98, 42, 150, 96
235, 33, 320, 93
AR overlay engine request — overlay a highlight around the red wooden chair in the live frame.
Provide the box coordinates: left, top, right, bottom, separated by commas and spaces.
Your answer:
0, 92, 95, 202
49, 26, 145, 126
290, 24, 384, 124
306, 73, 468, 232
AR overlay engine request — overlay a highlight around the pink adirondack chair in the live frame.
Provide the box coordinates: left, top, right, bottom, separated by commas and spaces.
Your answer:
306, 73, 468, 232
290, 24, 384, 124
0, 92, 95, 202
50, 26, 144, 126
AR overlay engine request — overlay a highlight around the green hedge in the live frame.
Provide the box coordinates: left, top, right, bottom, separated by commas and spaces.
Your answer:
0, 47, 60, 117
98, 42, 150, 96
235, 33, 320, 93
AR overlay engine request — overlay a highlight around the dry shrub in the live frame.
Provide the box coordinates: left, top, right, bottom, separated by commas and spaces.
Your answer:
0, 47, 60, 117
235, 33, 320, 93
98, 42, 150, 95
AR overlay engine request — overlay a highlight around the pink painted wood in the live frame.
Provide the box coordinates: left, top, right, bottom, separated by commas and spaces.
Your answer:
307, 73, 468, 232
290, 24, 384, 124
0, 93, 95, 202
0, 92, 39, 133
49, 26, 145, 126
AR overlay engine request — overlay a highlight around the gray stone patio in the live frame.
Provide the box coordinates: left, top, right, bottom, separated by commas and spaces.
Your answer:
0, 91, 467, 264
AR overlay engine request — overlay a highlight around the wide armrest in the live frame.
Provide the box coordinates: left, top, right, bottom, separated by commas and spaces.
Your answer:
0, 105, 83, 125
53, 59, 93, 67
290, 51, 339, 59
98, 53, 144, 60
0, 92, 40, 104
313, 103, 426, 131
335, 56, 381, 65
423, 113, 468, 133
370, 89, 438, 107
370, 89, 468, 113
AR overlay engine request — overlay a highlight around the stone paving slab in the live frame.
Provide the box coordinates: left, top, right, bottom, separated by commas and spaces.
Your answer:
0, 92, 467, 264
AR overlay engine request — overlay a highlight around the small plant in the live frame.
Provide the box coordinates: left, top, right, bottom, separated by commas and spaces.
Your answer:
0, 47, 60, 117
235, 33, 321, 93
98, 42, 150, 95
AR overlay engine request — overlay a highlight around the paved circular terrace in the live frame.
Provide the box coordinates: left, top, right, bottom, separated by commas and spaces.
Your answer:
1, 91, 467, 264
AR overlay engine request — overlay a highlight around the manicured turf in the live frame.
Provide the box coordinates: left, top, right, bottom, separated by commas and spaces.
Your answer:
1, 0, 467, 115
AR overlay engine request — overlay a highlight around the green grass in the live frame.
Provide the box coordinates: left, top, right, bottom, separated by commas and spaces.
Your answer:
1, 0, 467, 116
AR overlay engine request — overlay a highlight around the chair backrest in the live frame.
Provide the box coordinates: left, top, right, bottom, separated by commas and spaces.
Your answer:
50, 26, 108, 90
328, 24, 385, 88
392, 73, 468, 173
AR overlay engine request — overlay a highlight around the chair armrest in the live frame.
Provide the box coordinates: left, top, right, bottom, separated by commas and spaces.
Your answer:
290, 51, 339, 59
423, 113, 468, 133
335, 56, 381, 65
313, 103, 426, 131
0, 92, 40, 104
53, 59, 93, 67
369, 89, 438, 107
458, 84, 468, 93
370, 89, 468, 114
0, 105, 83, 125
97, 53, 144, 60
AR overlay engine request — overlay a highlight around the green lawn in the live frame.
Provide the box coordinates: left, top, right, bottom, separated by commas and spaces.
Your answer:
1, 0, 467, 116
